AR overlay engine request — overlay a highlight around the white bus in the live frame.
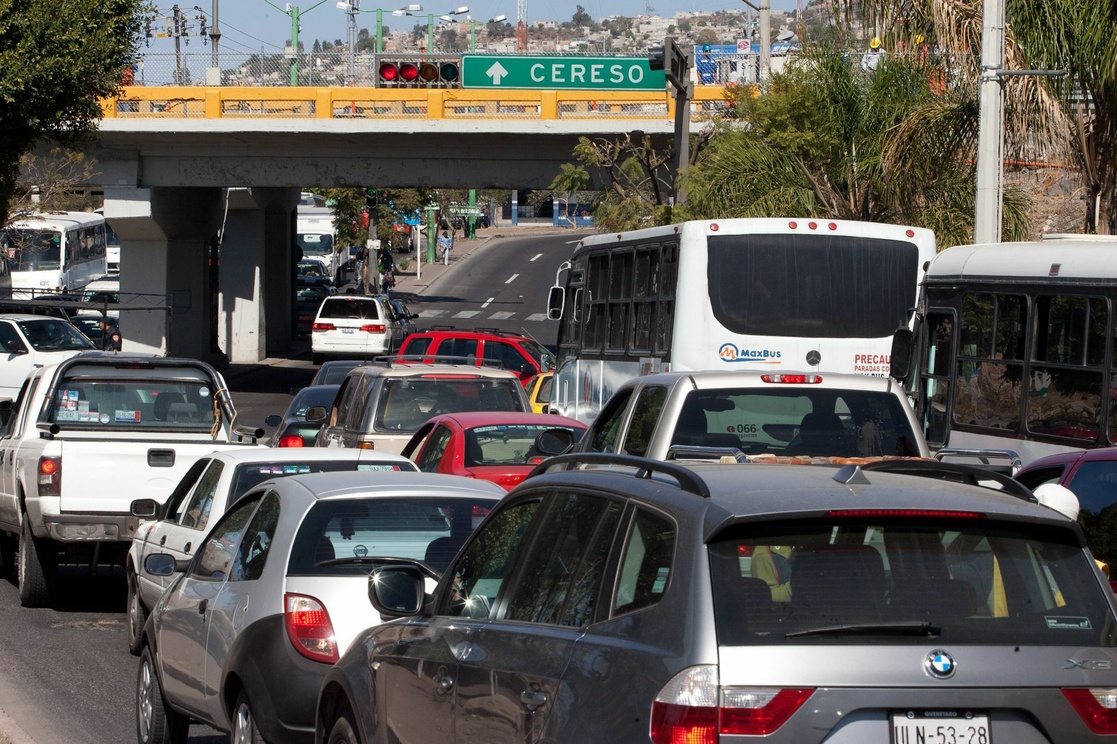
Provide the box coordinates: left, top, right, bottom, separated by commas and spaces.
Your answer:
547, 218, 937, 422
296, 204, 338, 278
903, 235, 1117, 465
3, 211, 108, 297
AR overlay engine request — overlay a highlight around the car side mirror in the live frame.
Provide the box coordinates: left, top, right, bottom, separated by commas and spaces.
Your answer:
546, 286, 564, 321
130, 498, 159, 518
144, 553, 190, 576
368, 565, 426, 616
3, 339, 26, 355
305, 406, 328, 424
264, 414, 282, 427
535, 427, 575, 456
890, 329, 914, 381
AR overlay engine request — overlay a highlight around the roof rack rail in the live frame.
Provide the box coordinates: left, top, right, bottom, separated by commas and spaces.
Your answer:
854, 459, 1037, 503
528, 453, 711, 499
934, 448, 1022, 475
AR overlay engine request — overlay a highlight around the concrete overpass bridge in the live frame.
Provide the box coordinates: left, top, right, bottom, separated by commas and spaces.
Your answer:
77, 85, 731, 364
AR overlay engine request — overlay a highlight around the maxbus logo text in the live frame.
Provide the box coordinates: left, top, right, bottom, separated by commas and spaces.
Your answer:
719, 343, 782, 364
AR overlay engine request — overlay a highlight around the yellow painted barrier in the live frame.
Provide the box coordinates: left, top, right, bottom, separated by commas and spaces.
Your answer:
101, 85, 741, 121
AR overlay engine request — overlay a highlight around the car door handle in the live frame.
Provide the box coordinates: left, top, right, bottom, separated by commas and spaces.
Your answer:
159, 535, 166, 546
198, 598, 208, 616
432, 668, 454, 696
183, 541, 191, 554
520, 688, 548, 712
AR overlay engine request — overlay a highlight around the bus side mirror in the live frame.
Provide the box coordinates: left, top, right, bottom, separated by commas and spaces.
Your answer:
890, 329, 913, 381
547, 286, 564, 321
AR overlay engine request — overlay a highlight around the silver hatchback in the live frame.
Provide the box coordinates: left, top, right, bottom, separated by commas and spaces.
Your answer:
319, 457, 1117, 743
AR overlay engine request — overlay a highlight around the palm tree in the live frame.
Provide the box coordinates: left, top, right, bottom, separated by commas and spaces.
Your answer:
853, 0, 1117, 234
676, 51, 1030, 247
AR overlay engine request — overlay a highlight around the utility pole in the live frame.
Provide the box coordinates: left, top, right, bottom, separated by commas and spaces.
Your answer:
172, 5, 184, 85
263, 0, 330, 85
207, 0, 222, 85
346, 0, 358, 85
739, 0, 770, 82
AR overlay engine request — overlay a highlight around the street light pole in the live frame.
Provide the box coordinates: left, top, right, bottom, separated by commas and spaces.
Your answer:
973, 0, 1005, 244
739, 0, 770, 81
264, 0, 330, 85
346, 0, 358, 85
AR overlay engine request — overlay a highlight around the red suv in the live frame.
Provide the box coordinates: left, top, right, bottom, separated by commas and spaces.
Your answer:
398, 328, 555, 386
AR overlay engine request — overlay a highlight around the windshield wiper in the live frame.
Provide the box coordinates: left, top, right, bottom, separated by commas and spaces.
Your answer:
786, 621, 942, 639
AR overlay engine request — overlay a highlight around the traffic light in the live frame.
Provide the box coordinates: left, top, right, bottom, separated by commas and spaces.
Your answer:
649, 37, 689, 93
648, 47, 665, 71
366, 188, 378, 209
377, 56, 461, 87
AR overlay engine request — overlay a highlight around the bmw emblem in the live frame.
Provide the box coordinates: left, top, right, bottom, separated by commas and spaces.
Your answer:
925, 649, 956, 679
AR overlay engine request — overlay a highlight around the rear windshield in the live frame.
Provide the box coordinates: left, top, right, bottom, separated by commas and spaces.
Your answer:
49, 378, 217, 430
466, 423, 583, 466
319, 298, 381, 320
709, 517, 1117, 646
229, 460, 410, 503
671, 387, 921, 458
287, 496, 495, 575
375, 377, 526, 431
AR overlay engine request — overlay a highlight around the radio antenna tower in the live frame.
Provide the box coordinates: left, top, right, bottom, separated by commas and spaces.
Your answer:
645, 0, 654, 14
516, 0, 528, 50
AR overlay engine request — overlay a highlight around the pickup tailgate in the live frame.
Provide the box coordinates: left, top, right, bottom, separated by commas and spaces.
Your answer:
55, 440, 252, 514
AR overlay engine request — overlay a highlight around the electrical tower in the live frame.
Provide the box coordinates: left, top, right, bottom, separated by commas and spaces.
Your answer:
515, 0, 528, 51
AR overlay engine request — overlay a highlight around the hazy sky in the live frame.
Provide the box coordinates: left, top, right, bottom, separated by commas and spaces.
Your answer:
145, 0, 801, 57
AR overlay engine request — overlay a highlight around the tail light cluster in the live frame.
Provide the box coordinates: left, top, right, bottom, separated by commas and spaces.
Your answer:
650, 666, 813, 743
284, 593, 338, 663
38, 456, 61, 497
760, 373, 822, 384
1064, 689, 1117, 734
276, 434, 305, 448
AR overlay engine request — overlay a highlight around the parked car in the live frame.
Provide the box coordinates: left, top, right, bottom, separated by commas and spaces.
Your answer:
265, 384, 340, 447
1015, 448, 1117, 590
126, 447, 416, 654
313, 360, 531, 455
398, 328, 555, 386
401, 411, 586, 489
525, 370, 553, 413
136, 471, 503, 744
297, 257, 334, 288
68, 312, 108, 345
319, 456, 1117, 744
0, 314, 96, 397
310, 359, 367, 386
387, 297, 419, 342
311, 295, 397, 365
296, 284, 336, 336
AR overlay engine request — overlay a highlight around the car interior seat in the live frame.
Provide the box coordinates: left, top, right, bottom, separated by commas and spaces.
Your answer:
154, 392, 187, 421
424, 536, 467, 573
465, 436, 485, 467
790, 544, 886, 624
789, 410, 845, 456
672, 405, 708, 447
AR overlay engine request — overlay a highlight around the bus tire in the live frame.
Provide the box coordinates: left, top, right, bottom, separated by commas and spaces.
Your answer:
18, 519, 56, 607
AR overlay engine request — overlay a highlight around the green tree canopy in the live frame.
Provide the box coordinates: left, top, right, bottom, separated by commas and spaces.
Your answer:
0, 0, 144, 225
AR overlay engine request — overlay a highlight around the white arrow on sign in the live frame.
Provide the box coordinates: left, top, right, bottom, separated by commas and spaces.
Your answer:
486, 61, 509, 85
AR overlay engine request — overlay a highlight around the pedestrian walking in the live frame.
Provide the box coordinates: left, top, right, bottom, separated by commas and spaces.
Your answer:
438, 230, 453, 266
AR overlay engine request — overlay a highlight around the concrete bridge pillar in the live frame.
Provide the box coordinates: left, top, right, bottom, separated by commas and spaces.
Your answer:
219, 187, 299, 363
101, 187, 223, 359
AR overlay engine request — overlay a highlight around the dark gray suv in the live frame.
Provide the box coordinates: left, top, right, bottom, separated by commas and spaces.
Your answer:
317, 456, 1117, 743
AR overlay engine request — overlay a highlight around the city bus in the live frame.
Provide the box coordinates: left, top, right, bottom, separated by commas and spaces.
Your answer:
903, 235, 1117, 466
546, 218, 937, 422
3, 211, 108, 297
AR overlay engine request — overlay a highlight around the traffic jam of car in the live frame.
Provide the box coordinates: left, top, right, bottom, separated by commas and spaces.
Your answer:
2, 226, 1117, 744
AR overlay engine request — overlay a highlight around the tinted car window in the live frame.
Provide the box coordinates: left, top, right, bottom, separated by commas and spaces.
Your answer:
625, 386, 667, 456
468, 423, 584, 465
228, 460, 408, 503
403, 337, 432, 357
614, 508, 675, 615
416, 426, 452, 471
179, 460, 224, 530
376, 378, 525, 431
487, 342, 530, 375
1069, 461, 1117, 568
319, 299, 381, 320
16, 318, 94, 352
194, 495, 261, 580
440, 499, 540, 619
49, 378, 217, 430
587, 387, 634, 452
708, 517, 1116, 646
231, 491, 281, 582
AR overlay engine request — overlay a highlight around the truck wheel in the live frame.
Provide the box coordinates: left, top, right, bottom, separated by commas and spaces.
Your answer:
18, 520, 56, 607
137, 647, 189, 744
127, 569, 148, 655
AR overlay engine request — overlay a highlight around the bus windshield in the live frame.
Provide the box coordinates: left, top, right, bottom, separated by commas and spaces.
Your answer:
708, 234, 919, 339
6, 229, 62, 271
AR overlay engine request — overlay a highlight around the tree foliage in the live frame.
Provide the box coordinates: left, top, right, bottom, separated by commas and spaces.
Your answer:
0, 0, 145, 226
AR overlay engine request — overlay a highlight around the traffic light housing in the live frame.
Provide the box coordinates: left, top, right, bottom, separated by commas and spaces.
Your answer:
378, 56, 461, 87
649, 37, 689, 93
366, 188, 378, 209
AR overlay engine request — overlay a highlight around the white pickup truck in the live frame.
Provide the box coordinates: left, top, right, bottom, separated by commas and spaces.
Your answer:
573, 369, 931, 462
0, 355, 262, 606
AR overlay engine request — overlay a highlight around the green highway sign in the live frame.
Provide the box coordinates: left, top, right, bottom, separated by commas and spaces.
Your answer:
461, 55, 666, 90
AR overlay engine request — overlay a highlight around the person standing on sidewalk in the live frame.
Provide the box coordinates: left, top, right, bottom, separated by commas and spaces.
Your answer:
438, 230, 453, 266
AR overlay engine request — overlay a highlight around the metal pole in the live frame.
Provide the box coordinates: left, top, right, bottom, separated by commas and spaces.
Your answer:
759, 0, 770, 81
376, 7, 383, 53
211, 0, 221, 68
470, 20, 476, 51
427, 13, 434, 52
289, 6, 300, 85
347, 0, 358, 85
974, 0, 1005, 244
173, 5, 183, 85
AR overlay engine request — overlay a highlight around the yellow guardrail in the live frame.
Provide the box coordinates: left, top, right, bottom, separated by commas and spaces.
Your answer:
101, 86, 738, 121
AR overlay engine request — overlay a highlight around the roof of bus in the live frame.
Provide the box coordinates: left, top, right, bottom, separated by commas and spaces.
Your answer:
574, 218, 935, 250
927, 236, 1117, 282
7, 211, 105, 229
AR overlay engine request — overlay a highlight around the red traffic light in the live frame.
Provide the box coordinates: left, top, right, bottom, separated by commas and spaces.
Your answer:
378, 62, 399, 81
399, 62, 420, 81
377, 58, 461, 86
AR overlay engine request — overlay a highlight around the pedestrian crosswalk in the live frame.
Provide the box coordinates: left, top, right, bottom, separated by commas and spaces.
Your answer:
418, 309, 552, 322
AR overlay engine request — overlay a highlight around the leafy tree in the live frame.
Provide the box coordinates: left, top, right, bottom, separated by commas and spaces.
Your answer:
570, 134, 675, 231
676, 52, 1030, 247
571, 5, 593, 27
0, 0, 144, 226
695, 29, 719, 46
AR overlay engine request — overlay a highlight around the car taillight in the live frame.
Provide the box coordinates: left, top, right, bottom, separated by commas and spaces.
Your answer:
38, 456, 61, 496
1064, 689, 1117, 734
276, 434, 305, 447
650, 667, 813, 743
284, 593, 338, 663
312, 322, 335, 332
760, 373, 822, 384
826, 509, 986, 520
359, 324, 386, 333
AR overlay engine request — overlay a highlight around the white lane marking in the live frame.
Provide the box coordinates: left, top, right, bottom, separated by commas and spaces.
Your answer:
454, 310, 481, 318
489, 312, 515, 320
530, 253, 544, 262
481, 297, 495, 308
419, 310, 446, 317
565, 239, 581, 244
525, 313, 549, 322
505, 274, 519, 284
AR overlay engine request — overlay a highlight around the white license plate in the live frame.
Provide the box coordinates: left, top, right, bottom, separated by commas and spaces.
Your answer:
891, 712, 990, 744
341, 328, 355, 334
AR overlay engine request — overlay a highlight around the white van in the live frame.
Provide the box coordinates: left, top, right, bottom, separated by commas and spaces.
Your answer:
82, 277, 120, 317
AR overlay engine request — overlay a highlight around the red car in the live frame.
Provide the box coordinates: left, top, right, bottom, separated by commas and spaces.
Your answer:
400, 411, 586, 490
398, 329, 556, 387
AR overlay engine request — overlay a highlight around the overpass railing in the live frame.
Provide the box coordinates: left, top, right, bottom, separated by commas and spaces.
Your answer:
101, 86, 736, 121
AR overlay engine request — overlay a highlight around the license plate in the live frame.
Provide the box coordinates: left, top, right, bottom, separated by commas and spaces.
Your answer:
341, 328, 355, 334
891, 712, 990, 744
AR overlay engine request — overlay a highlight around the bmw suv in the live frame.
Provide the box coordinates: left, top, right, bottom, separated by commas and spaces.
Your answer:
317, 456, 1117, 743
